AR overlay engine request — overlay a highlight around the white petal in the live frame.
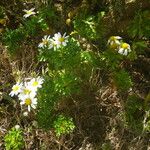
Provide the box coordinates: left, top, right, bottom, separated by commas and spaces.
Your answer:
116, 36, 122, 40
23, 14, 30, 18
128, 47, 131, 52
9, 92, 14, 97
20, 101, 24, 105
31, 104, 36, 109
115, 40, 121, 45
63, 32, 66, 35
118, 48, 124, 54
62, 42, 67, 46
28, 105, 31, 112
107, 40, 111, 44
38, 43, 43, 48
30, 8, 35, 11
123, 49, 128, 55
23, 9, 28, 12
48, 44, 53, 49
58, 32, 61, 37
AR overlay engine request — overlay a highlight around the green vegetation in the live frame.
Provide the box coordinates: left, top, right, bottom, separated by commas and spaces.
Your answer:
0, 0, 149, 149
53, 115, 75, 137
4, 126, 24, 150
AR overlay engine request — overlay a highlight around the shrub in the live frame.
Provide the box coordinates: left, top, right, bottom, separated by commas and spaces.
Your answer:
53, 115, 75, 137
4, 126, 24, 150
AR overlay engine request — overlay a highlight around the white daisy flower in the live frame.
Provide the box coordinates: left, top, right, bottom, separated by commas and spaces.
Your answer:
38, 35, 53, 49
118, 42, 131, 56
107, 36, 122, 49
9, 82, 23, 97
28, 76, 44, 91
20, 95, 37, 112
23, 8, 36, 18
18, 82, 36, 100
52, 32, 69, 48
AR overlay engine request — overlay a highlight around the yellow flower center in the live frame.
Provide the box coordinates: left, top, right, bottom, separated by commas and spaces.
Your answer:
23, 89, 31, 95
42, 39, 48, 45
32, 81, 38, 87
13, 86, 19, 92
58, 37, 65, 42
122, 43, 129, 49
26, 11, 33, 15
25, 98, 32, 105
